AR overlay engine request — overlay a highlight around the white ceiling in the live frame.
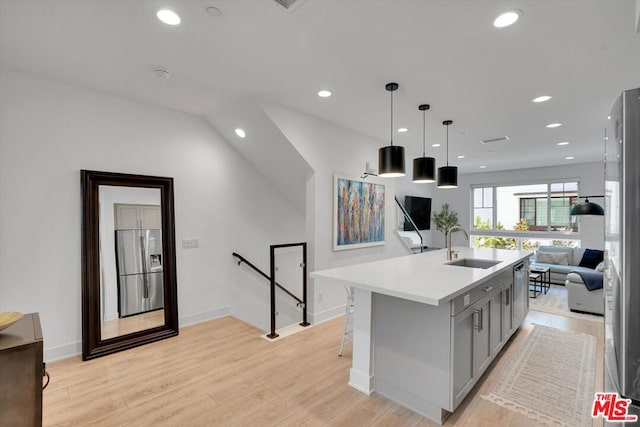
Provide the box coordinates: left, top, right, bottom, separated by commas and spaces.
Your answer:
1, 0, 639, 173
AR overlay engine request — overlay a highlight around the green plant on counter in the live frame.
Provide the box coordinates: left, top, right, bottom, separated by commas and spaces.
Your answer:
432, 204, 459, 235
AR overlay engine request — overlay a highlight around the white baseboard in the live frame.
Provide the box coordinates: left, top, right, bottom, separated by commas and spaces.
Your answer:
103, 312, 119, 322
179, 306, 230, 328
45, 341, 82, 362
310, 304, 346, 325
43, 307, 231, 362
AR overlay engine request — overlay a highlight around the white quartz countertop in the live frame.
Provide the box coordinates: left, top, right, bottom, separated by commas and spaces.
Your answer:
311, 247, 531, 306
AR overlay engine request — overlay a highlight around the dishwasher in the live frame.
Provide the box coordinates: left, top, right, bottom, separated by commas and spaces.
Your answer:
512, 260, 529, 325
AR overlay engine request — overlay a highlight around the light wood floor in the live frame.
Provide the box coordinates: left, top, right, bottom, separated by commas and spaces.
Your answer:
101, 310, 164, 340
44, 309, 604, 427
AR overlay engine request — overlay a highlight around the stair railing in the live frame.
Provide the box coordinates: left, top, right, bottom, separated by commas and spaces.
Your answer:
395, 196, 424, 253
232, 241, 309, 339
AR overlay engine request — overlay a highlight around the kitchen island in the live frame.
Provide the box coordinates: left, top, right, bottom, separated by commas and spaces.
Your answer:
311, 246, 531, 424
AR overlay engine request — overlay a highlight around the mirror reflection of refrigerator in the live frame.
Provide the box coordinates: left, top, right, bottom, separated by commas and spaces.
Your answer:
115, 229, 164, 318
604, 87, 640, 409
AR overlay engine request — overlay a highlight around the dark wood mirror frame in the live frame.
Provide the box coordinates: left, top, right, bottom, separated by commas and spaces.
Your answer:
81, 170, 179, 360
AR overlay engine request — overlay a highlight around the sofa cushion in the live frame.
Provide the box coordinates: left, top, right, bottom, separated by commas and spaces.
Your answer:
579, 249, 604, 269
595, 261, 605, 272
536, 251, 569, 265
548, 264, 578, 274
572, 247, 586, 266
535, 246, 574, 262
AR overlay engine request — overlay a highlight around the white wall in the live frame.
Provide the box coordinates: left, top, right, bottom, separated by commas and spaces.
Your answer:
432, 162, 605, 250
264, 104, 407, 322
0, 69, 304, 360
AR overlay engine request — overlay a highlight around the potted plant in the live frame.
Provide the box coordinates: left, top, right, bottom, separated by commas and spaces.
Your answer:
432, 203, 459, 236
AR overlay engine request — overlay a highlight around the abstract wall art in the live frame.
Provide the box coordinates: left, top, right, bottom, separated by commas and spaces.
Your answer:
333, 174, 385, 251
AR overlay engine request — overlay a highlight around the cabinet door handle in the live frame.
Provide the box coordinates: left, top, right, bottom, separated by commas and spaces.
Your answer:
474, 308, 483, 332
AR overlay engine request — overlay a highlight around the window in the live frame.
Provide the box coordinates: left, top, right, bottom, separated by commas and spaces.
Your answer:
473, 187, 493, 229
471, 181, 579, 234
519, 196, 578, 231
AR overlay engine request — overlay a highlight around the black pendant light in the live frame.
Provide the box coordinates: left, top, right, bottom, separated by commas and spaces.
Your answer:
437, 120, 458, 188
413, 104, 436, 183
378, 82, 405, 177
570, 196, 605, 216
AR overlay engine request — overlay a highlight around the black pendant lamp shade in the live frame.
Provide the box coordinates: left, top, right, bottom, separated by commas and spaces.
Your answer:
570, 197, 605, 216
378, 83, 406, 177
413, 104, 436, 183
437, 120, 458, 188
437, 166, 458, 188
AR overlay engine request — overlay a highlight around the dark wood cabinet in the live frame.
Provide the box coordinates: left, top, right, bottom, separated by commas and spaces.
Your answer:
0, 313, 43, 427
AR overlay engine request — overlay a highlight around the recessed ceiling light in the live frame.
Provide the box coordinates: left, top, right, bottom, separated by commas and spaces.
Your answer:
154, 69, 171, 79
397, 127, 409, 133
235, 128, 246, 138
157, 9, 181, 25
457, 155, 465, 159
607, 115, 611, 120
205, 6, 222, 17
532, 95, 552, 103
565, 156, 575, 160
317, 90, 332, 98
557, 141, 570, 146
480, 165, 487, 169
432, 143, 441, 147
493, 10, 521, 28
546, 122, 563, 128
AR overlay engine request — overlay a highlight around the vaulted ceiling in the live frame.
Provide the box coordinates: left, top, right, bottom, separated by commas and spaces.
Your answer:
1, 0, 639, 173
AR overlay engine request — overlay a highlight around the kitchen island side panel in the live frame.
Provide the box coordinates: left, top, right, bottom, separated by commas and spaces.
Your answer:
373, 294, 452, 409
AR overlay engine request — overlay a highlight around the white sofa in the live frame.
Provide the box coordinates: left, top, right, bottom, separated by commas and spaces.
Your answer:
566, 272, 604, 315
530, 246, 596, 285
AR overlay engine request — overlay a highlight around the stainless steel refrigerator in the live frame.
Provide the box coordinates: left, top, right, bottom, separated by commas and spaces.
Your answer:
604, 87, 640, 406
115, 229, 164, 318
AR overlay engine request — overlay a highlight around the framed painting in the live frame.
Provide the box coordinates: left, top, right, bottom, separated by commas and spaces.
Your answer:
333, 174, 385, 251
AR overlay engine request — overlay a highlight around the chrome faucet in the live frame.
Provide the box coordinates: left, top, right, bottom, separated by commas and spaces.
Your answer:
446, 225, 469, 260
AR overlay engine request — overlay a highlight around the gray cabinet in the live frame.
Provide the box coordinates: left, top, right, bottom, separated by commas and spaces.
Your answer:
115, 204, 161, 230
0, 313, 43, 427
452, 304, 474, 405
490, 281, 514, 357
451, 293, 492, 409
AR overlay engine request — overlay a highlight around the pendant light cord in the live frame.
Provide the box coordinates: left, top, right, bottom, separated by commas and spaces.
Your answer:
422, 110, 426, 157
390, 89, 394, 146
446, 122, 449, 166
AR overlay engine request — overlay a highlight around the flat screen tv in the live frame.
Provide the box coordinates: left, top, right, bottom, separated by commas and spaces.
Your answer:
404, 196, 432, 230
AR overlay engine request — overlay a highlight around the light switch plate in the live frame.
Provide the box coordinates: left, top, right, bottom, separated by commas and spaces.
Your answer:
182, 239, 199, 249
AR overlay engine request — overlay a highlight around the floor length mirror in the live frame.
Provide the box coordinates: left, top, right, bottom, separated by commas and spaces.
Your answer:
81, 170, 178, 360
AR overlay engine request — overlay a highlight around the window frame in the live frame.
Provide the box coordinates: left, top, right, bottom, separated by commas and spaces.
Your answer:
470, 179, 580, 239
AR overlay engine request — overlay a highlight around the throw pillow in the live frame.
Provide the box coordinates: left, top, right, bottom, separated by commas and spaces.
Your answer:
595, 261, 605, 272
579, 249, 604, 269
536, 251, 569, 265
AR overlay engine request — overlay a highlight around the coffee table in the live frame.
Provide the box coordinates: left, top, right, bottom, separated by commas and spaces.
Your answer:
529, 273, 542, 298
530, 265, 551, 294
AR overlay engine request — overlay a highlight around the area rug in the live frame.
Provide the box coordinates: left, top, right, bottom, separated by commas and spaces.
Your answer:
482, 325, 596, 427
529, 285, 603, 323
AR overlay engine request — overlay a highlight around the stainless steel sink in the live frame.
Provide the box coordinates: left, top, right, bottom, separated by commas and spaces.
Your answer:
446, 258, 501, 269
